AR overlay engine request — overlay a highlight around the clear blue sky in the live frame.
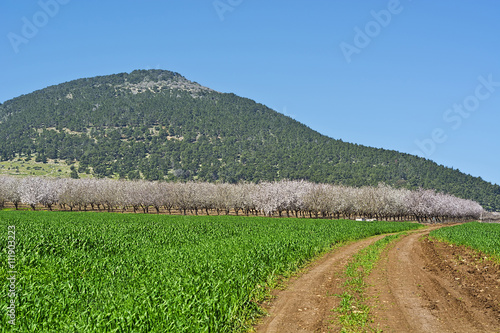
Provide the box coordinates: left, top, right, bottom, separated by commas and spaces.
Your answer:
1, 0, 499, 185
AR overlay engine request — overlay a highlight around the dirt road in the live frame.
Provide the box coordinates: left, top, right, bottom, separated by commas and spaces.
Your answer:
255, 235, 388, 333
255, 227, 500, 333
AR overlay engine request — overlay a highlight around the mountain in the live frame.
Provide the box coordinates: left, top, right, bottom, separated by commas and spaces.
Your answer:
0, 69, 499, 210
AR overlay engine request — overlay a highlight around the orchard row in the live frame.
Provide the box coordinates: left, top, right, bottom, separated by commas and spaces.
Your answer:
0, 176, 483, 222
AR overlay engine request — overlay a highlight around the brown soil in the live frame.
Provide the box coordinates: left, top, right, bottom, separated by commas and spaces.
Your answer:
254, 234, 388, 333
367, 230, 500, 333
254, 227, 500, 333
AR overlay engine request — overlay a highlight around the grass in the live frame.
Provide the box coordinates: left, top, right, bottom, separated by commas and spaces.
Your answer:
429, 221, 500, 261
0, 159, 91, 178
0, 211, 422, 332
334, 233, 403, 333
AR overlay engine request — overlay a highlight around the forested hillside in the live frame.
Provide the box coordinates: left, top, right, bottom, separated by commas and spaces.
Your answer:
0, 69, 498, 210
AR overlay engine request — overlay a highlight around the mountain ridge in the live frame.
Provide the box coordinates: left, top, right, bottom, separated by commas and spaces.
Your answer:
0, 69, 498, 210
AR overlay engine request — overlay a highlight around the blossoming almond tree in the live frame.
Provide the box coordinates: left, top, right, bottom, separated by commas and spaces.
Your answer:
1, 175, 484, 221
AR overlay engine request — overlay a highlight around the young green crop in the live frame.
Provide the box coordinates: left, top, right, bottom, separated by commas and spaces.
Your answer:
429, 222, 500, 260
0, 211, 422, 332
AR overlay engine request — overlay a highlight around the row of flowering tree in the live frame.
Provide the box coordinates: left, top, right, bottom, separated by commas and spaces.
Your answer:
0, 176, 483, 222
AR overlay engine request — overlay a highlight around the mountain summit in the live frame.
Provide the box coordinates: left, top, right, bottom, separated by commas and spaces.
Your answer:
0, 69, 498, 210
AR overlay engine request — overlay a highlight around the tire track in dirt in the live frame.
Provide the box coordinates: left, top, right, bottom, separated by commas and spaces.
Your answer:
367, 228, 500, 333
254, 234, 393, 333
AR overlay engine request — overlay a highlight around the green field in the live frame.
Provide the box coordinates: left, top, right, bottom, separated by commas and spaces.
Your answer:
0, 159, 91, 179
1, 211, 422, 332
429, 222, 500, 260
